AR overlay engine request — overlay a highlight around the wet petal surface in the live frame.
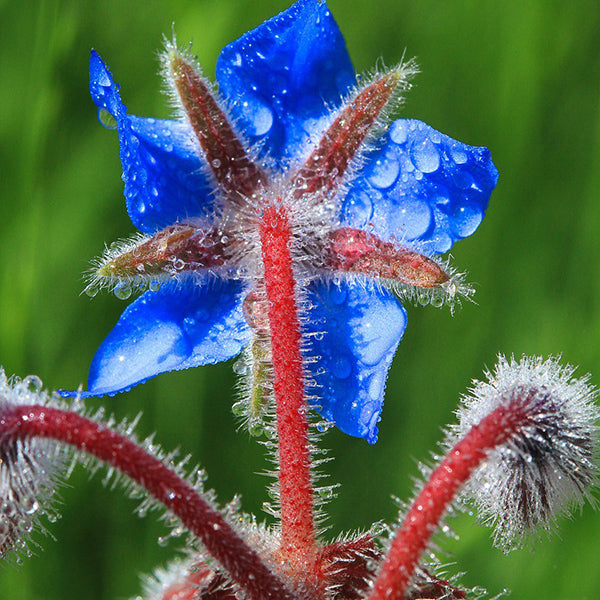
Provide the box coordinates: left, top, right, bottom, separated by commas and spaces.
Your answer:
341, 119, 498, 253
303, 278, 407, 443
90, 51, 214, 233
216, 0, 355, 163
86, 276, 250, 396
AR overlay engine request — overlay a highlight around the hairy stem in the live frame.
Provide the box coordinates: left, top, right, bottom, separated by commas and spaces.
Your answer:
368, 404, 523, 600
260, 204, 316, 564
0, 404, 298, 600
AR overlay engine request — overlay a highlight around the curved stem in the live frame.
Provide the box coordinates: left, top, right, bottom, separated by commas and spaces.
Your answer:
260, 204, 316, 563
368, 405, 523, 600
0, 404, 298, 600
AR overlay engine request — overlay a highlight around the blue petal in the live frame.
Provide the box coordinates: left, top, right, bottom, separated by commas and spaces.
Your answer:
341, 119, 499, 253
90, 50, 214, 234
303, 278, 407, 443
216, 0, 355, 163
85, 276, 250, 396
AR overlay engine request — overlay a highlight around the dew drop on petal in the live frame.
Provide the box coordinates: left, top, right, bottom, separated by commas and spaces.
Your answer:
360, 333, 397, 368
360, 400, 378, 429
451, 204, 483, 238
95, 67, 112, 88
243, 95, 274, 136
450, 145, 468, 164
331, 354, 352, 379
343, 191, 374, 227
369, 156, 400, 189
410, 137, 440, 173
367, 371, 385, 401
391, 197, 432, 240
389, 120, 409, 145
432, 231, 453, 253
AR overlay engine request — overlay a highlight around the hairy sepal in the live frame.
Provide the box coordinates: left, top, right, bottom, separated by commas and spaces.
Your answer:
293, 61, 418, 199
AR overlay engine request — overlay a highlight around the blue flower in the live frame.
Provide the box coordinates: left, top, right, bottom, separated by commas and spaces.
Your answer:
79, 0, 498, 443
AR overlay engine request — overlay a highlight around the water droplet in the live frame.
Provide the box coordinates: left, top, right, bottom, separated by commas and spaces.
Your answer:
410, 137, 440, 173
391, 197, 432, 240
331, 355, 352, 379
316, 420, 333, 433
431, 294, 444, 309
432, 231, 453, 253
450, 145, 468, 164
369, 156, 400, 189
173, 258, 185, 270
451, 204, 483, 238
343, 191, 374, 226
149, 280, 161, 292
114, 282, 132, 300
232, 359, 249, 376
97, 108, 117, 130
367, 372, 384, 401
318, 486, 336, 500
23, 375, 43, 393
23, 498, 40, 515
84, 285, 99, 298
231, 401, 246, 416
249, 422, 264, 437
389, 120, 408, 145
157, 535, 169, 547
243, 95, 273, 136
211, 158, 221, 169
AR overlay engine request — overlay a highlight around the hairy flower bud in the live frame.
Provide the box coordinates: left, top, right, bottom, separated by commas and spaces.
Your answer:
0, 369, 64, 559
450, 355, 599, 549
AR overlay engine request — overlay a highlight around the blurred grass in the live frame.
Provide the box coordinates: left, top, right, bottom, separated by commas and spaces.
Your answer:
1, 0, 600, 598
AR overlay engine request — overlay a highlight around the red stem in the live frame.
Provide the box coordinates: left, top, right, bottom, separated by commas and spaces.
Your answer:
260, 204, 316, 563
0, 404, 298, 600
368, 404, 524, 600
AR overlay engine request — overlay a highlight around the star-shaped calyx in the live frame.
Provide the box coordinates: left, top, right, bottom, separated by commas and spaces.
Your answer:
81, 0, 498, 448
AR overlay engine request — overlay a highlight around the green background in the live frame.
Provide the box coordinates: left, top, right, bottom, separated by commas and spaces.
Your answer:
1, 0, 600, 598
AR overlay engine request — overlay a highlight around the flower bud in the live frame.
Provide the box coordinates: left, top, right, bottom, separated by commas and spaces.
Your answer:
450, 355, 599, 549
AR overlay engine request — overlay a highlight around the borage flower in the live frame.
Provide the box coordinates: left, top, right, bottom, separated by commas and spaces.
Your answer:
80, 0, 498, 443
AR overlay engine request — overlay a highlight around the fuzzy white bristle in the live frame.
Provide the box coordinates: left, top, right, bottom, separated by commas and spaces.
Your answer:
448, 355, 599, 550
0, 369, 66, 561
